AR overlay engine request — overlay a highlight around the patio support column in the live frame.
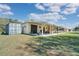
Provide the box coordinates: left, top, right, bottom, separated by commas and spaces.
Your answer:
42, 24, 43, 35
37, 25, 39, 34
50, 25, 52, 34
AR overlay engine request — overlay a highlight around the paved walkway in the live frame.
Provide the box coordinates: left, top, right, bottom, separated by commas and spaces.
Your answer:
38, 33, 59, 36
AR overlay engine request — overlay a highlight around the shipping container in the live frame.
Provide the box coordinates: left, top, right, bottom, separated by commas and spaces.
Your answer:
6, 23, 22, 35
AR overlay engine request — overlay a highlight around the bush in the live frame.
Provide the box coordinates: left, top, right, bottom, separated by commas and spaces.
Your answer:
1, 32, 7, 35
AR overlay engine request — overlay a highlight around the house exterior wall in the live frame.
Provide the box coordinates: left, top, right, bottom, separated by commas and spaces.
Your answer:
6, 23, 22, 35
23, 22, 53, 34
23, 23, 40, 34
23, 23, 31, 34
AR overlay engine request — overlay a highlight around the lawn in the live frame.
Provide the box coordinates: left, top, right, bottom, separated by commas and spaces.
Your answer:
0, 32, 79, 56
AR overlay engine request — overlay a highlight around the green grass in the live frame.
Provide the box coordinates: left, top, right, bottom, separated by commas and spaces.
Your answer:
31, 32, 79, 56
0, 32, 79, 56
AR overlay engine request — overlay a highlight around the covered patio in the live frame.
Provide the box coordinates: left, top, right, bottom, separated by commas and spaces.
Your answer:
23, 21, 55, 35
30, 22, 53, 35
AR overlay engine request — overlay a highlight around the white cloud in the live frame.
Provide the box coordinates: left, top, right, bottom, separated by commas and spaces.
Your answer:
0, 4, 11, 11
0, 8, 2, 12
0, 4, 13, 16
77, 14, 79, 17
62, 7, 77, 14
2, 11, 14, 15
43, 3, 66, 7
62, 3, 79, 15
29, 13, 41, 19
28, 3, 79, 26
34, 3, 67, 22
66, 3, 79, 8
35, 3, 79, 15
44, 3, 65, 12
48, 5, 61, 12
35, 3, 45, 10
35, 3, 66, 13
41, 12, 66, 20
28, 12, 66, 23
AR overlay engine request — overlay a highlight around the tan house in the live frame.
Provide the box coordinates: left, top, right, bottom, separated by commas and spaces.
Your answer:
22, 21, 54, 35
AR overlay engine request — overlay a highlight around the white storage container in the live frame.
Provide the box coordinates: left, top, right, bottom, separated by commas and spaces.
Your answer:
6, 23, 22, 35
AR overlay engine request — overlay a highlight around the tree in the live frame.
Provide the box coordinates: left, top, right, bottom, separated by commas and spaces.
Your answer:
74, 25, 79, 31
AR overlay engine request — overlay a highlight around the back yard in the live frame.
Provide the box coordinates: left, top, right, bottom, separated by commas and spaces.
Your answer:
0, 32, 79, 56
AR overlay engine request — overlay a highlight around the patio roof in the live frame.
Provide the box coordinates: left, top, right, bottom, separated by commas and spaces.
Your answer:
24, 19, 53, 26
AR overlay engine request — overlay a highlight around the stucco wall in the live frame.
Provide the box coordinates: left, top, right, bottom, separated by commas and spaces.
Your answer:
23, 23, 31, 34
23, 22, 54, 34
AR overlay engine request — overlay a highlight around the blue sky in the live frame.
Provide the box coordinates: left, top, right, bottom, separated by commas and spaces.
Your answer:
6, 3, 47, 19
0, 3, 79, 29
